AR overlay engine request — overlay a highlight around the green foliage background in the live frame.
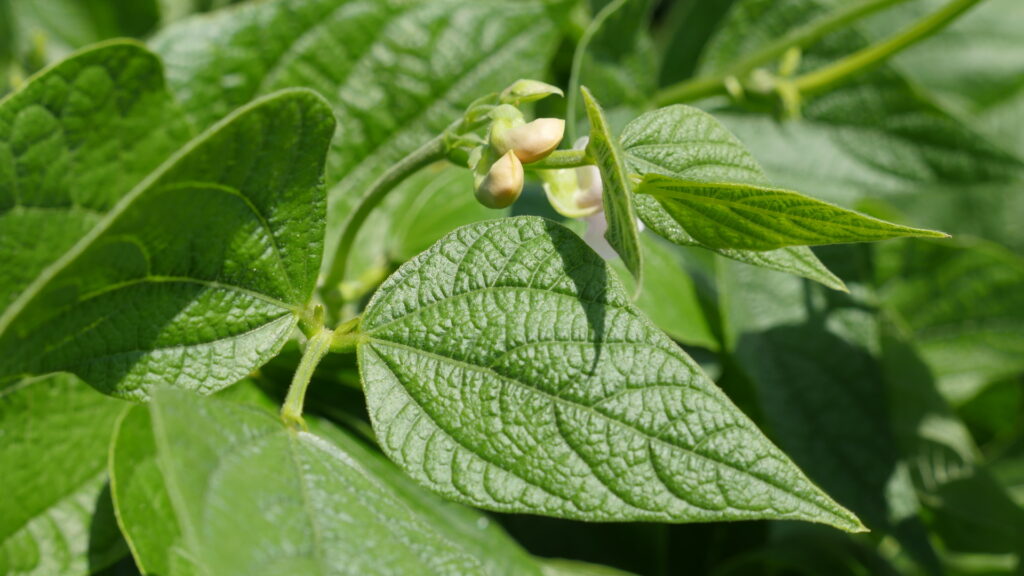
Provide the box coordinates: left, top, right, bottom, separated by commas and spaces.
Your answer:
1, 0, 1022, 575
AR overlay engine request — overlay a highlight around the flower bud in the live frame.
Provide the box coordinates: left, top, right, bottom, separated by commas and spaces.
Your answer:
492, 118, 565, 164
500, 79, 564, 104
475, 151, 524, 209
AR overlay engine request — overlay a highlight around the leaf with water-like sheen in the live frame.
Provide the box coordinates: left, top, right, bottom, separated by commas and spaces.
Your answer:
700, 0, 1023, 207
110, 389, 541, 576
0, 373, 128, 575
0, 89, 335, 400
581, 87, 642, 283
638, 174, 946, 251
619, 104, 846, 290
150, 0, 572, 264
358, 216, 863, 530
0, 41, 191, 313
879, 238, 1024, 402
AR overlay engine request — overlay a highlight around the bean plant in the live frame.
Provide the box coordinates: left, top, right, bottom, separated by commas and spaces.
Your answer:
1, 0, 1022, 575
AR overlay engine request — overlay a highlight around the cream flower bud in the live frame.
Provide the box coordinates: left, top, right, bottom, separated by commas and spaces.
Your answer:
492, 118, 565, 164
475, 151, 524, 209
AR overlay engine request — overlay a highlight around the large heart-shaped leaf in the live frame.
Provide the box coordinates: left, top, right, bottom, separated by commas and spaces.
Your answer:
0, 373, 128, 575
358, 216, 863, 530
150, 0, 572, 272
619, 104, 846, 290
0, 41, 191, 313
0, 87, 335, 399
110, 389, 542, 576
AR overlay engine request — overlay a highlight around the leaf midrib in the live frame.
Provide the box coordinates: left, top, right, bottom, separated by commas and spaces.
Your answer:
365, 338, 843, 523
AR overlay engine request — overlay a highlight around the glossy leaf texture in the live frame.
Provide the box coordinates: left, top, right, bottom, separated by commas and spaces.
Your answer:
0, 88, 335, 399
0, 41, 191, 313
150, 0, 572, 267
699, 0, 1023, 207
638, 174, 946, 250
878, 238, 1024, 403
0, 373, 128, 575
619, 104, 846, 291
358, 216, 863, 530
110, 389, 542, 576
581, 87, 643, 283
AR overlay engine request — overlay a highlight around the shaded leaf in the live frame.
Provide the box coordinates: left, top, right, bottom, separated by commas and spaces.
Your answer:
879, 238, 1024, 403
0, 373, 128, 575
0, 89, 335, 399
581, 87, 643, 283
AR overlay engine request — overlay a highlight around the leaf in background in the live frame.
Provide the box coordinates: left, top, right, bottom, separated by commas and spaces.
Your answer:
865, 0, 1024, 158
699, 0, 1023, 208
359, 216, 862, 530
540, 558, 639, 576
721, 250, 941, 572
110, 389, 541, 576
0, 89, 335, 400
610, 234, 719, 351
620, 104, 846, 291
881, 329, 1024, 557
878, 238, 1024, 404
6, 0, 159, 65
0, 373, 128, 575
581, 87, 643, 283
567, 0, 656, 138
639, 174, 946, 250
0, 41, 191, 312
149, 0, 572, 271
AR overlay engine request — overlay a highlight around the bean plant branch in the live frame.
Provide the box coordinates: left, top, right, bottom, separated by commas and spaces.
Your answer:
793, 0, 984, 96
321, 133, 448, 315
281, 327, 335, 429
652, 0, 973, 106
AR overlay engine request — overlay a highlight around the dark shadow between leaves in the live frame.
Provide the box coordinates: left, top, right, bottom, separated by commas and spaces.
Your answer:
88, 479, 130, 573
546, 219, 608, 378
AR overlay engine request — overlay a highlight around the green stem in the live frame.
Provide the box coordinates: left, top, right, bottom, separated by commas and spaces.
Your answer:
531, 149, 593, 169
281, 328, 334, 429
322, 134, 447, 315
793, 0, 984, 96
653, 0, 915, 106
566, 0, 631, 140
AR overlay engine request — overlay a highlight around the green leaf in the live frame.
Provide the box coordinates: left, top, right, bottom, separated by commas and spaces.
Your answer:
581, 87, 643, 283
150, 0, 571, 263
619, 104, 847, 291
638, 174, 947, 251
610, 234, 718, 350
0, 41, 192, 313
866, 0, 1024, 158
358, 216, 863, 531
540, 558, 638, 576
110, 389, 541, 576
701, 0, 1023, 208
721, 252, 941, 572
0, 373, 128, 575
0, 88, 335, 399
6, 0, 159, 62
881, 329, 1024, 556
879, 238, 1024, 403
